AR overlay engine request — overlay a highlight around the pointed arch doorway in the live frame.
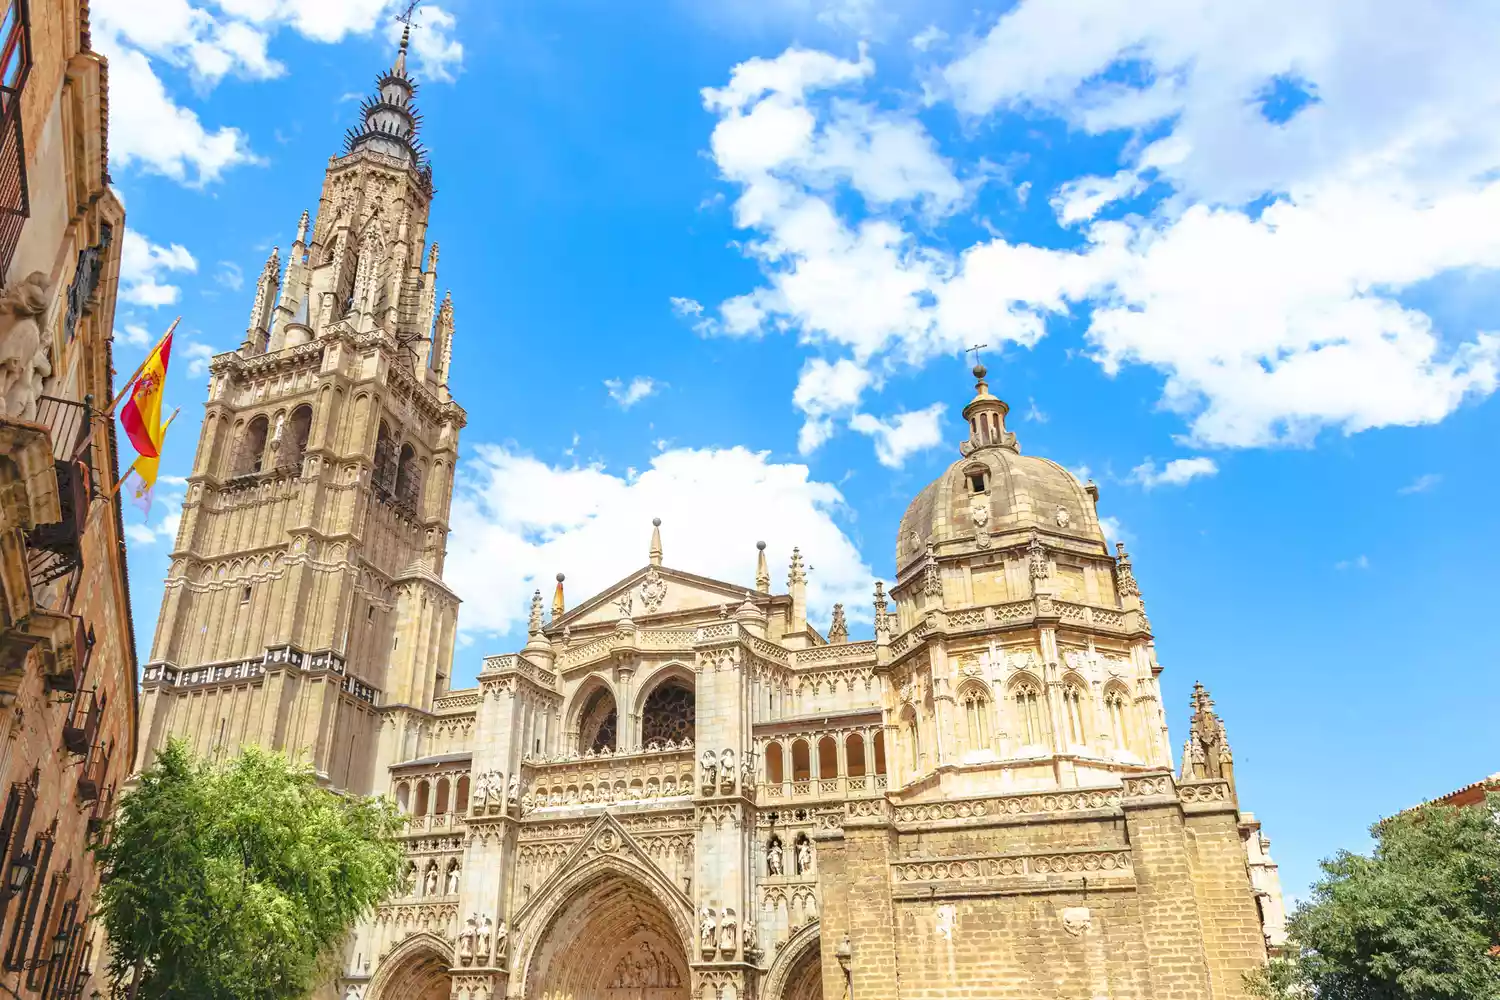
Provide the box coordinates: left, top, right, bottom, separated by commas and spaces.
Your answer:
524, 871, 690, 1000
366, 933, 453, 1000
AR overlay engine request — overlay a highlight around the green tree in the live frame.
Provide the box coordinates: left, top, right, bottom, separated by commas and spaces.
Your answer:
93, 738, 405, 1000
1248, 793, 1500, 1000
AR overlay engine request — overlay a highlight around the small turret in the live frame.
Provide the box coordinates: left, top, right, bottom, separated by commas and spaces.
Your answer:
242, 246, 281, 355
827, 603, 848, 644
959, 363, 1017, 456
1181, 681, 1234, 791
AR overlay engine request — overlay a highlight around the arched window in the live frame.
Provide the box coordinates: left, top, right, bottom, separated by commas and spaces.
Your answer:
1063, 683, 1088, 745
1105, 686, 1132, 751
237, 416, 269, 475
960, 684, 992, 754
374, 421, 396, 499
395, 781, 410, 812
873, 731, 887, 775
845, 733, 866, 777
456, 775, 470, 813
765, 741, 785, 784
818, 736, 838, 778
791, 739, 811, 782
1013, 680, 1046, 746
395, 443, 418, 507
414, 779, 430, 817
641, 680, 695, 745
279, 404, 312, 469
900, 706, 920, 772
578, 686, 618, 753
435, 778, 450, 815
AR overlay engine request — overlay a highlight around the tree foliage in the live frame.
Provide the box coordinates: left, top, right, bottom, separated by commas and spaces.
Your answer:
93, 739, 405, 1000
1248, 793, 1500, 1000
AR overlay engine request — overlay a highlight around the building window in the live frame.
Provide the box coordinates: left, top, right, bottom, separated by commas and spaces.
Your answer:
641, 681, 695, 745
1063, 685, 1087, 745
960, 685, 991, 753
1013, 681, 1045, 746
0, 0, 32, 277
240, 586, 251, 604
969, 472, 986, 493
1105, 687, 1132, 751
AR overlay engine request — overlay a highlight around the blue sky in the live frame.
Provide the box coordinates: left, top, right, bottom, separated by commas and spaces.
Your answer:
101, 0, 1500, 901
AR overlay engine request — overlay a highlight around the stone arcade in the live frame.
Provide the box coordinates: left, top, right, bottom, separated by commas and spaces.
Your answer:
135, 32, 1287, 1000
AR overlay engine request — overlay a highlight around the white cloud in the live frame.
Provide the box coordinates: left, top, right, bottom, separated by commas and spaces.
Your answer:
604, 376, 662, 409
1024, 397, 1048, 423
1397, 473, 1442, 495
1129, 456, 1219, 489
1335, 554, 1370, 571
1098, 515, 1128, 546
701, 10, 1500, 455
792, 357, 873, 454
121, 231, 198, 307
849, 402, 946, 468
104, 46, 258, 185
120, 323, 154, 347
123, 476, 187, 546
95, 0, 464, 187
910, 25, 947, 52
183, 342, 217, 377
215, 261, 244, 291
446, 444, 874, 641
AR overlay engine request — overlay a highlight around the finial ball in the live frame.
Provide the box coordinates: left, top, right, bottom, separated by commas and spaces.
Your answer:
652, 517, 661, 527
972, 363, 988, 380
756, 541, 766, 551
556, 572, 565, 582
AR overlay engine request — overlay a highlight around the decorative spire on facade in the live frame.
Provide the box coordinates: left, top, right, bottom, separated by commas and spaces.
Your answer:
649, 518, 663, 567
872, 581, 890, 636
528, 588, 543, 635
788, 547, 806, 587
1027, 529, 1050, 581
242, 246, 281, 354
343, 21, 430, 179
294, 210, 310, 246
922, 544, 942, 598
1181, 681, 1234, 786
827, 603, 848, 644
552, 573, 565, 621
755, 541, 770, 594
1115, 541, 1140, 597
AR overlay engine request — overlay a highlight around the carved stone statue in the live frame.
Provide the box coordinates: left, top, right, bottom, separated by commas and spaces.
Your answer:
0, 272, 53, 421
700, 750, 718, 795
494, 918, 509, 960
767, 838, 784, 876
423, 864, 439, 896
719, 907, 737, 954
743, 921, 759, 955
477, 914, 493, 959
404, 862, 417, 895
472, 774, 489, 811
445, 862, 461, 895
508, 771, 520, 803
719, 749, 735, 792
458, 914, 478, 961
486, 770, 505, 808
797, 838, 814, 875
699, 906, 716, 950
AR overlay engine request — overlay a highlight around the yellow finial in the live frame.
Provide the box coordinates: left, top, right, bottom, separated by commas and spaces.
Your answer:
552, 573, 565, 620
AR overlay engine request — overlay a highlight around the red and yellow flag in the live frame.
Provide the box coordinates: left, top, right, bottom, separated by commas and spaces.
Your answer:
120, 327, 174, 460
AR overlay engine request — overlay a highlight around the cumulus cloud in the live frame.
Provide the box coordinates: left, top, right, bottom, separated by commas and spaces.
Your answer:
121, 231, 198, 307
215, 261, 244, 291
849, 403, 947, 468
123, 476, 188, 546
604, 376, 662, 409
446, 445, 875, 643
792, 357, 874, 454
695, 5, 1500, 457
1129, 456, 1219, 489
183, 343, 217, 377
94, 0, 465, 186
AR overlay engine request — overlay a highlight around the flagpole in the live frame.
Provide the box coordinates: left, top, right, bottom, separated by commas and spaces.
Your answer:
105, 317, 180, 416
109, 406, 182, 499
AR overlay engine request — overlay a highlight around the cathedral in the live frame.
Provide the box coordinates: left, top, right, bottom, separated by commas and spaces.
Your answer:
135, 31, 1287, 1000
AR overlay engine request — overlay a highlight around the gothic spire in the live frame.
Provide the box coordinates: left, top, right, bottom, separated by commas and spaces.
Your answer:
343, 23, 430, 178
1181, 681, 1235, 787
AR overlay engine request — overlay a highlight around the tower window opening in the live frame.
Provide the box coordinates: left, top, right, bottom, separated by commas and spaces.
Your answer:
969, 470, 987, 494
240, 586, 251, 604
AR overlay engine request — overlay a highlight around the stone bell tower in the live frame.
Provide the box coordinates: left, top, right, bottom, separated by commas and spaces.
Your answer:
136, 26, 467, 794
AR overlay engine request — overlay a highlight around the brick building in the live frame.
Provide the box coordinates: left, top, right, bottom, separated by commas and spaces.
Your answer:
0, 0, 134, 996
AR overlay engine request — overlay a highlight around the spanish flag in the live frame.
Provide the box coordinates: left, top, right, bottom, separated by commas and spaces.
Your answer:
119, 326, 174, 461
127, 408, 180, 518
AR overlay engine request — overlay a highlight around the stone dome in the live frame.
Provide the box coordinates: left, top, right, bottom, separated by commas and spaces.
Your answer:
895, 366, 1106, 572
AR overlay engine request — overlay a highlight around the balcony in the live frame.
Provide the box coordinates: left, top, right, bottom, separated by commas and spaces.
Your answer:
76, 744, 108, 802
41, 615, 89, 694
62, 687, 98, 754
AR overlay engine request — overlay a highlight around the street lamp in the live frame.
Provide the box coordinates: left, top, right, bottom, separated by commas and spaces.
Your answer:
4, 851, 34, 896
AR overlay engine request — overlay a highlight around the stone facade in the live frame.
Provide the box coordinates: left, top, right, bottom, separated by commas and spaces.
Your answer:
139, 36, 1287, 1000
0, 0, 135, 996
